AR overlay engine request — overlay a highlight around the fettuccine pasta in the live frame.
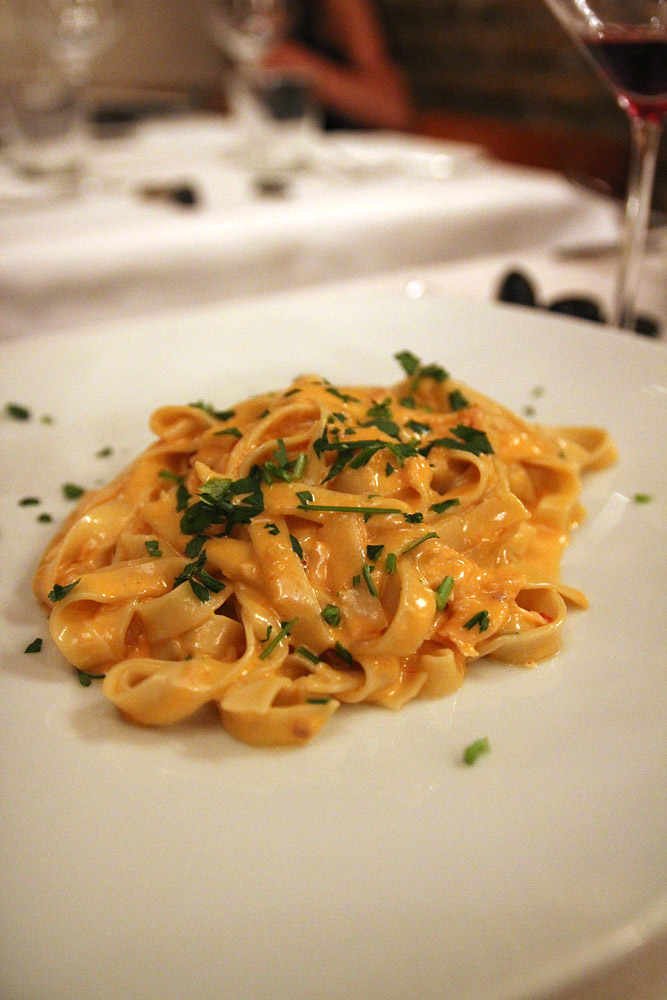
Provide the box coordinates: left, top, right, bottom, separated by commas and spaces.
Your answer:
33, 351, 616, 747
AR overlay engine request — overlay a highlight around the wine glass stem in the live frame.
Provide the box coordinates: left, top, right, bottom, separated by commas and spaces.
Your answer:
615, 115, 662, 330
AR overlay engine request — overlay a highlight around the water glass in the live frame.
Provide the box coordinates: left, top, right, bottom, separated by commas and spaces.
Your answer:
4, 63, 85, 182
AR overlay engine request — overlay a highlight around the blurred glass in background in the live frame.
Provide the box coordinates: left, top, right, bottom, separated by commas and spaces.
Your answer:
0, 0, 122, 189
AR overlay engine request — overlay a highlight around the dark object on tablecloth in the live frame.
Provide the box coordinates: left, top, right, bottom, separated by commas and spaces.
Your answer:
497, 269, 660, 337
138, 183, 199, 208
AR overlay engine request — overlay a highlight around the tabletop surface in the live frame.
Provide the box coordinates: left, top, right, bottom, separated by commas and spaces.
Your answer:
4, 113, 660, 341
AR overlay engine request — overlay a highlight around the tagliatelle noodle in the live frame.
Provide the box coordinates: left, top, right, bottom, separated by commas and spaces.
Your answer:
33, 356, 617, 747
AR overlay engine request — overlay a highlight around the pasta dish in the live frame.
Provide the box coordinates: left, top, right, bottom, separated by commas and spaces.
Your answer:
33, 351, 616, 747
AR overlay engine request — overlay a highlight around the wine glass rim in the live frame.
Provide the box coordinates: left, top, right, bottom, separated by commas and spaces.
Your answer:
543, 0, 667, 31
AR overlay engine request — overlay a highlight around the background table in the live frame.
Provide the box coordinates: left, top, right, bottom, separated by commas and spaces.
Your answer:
2, 114, 652, 341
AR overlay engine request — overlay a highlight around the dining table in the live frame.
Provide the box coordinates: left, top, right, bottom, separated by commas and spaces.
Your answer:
1, 111, 665, 1000
1, 111, 664, 341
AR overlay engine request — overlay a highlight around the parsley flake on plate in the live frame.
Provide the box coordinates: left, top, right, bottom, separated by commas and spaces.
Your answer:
5, 403, 31, 421
62, 483, 85, 500
463, 736, 491, 765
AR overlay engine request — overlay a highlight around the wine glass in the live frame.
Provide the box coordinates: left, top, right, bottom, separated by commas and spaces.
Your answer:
541, 0, 666, 331
6, 0, 121, 186
203, 0, 293, 167
205, 0, 288, 68
29, 0, 120, 84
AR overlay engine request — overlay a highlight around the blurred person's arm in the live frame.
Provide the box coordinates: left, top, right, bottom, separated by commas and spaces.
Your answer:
263, 0, 412, 130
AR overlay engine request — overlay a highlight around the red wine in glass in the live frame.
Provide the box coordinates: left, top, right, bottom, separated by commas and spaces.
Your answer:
543, 0, 666, 331
581, 31, 667, 121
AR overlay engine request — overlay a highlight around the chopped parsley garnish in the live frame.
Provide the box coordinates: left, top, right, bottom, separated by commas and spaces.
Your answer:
24, 638, 42, 654
394, 351, 449, 405
19, 496, 40, 506
259, 618, 297, 660
334, 641, 354, 667
362, 563, 378, 597
259, 440, 307, 484
168, 482, 190, 511
361, 398, 400, 438
435, 575, 454, 610
264, 522, 280, 535
420, 425, 494, 458
463, 610, 490, 632
159, 470, 190, 511
394, 350, 420, 376
401, 531, 438, 555
184, 534, 206, 558
76, 669, 106, 687
292, 453, 307, 479
634, 493, 653, 504
96, 446, 113, 458
62, 483, 85, 500
290, 534, 304, 559
189, 401, 236, 421
404, 512, 423, 523
48, 580, 80, 602
296, 646, 320, 664
172, 549, 225, 603
180, 472, 264, 537
37, 513, 53, 523
5, 403, 31, 421
145, 540, 162, 558
214, 427, 242, 438
159, 469, 185, 483
296, 490, 314, 505
385, 552, 397, 574
297, 500, 404, 517
326, 386, 360, 404
406, 419, 431, 436
275, 423, 295, 447
430, 498, 460, 514
306, 697, 331, 704
366, 544, 384, 560
321, 604, 341, 627
419, 363, 448, 383
463, 736, 491, 765
313, 427, 418, 481
448, 390, 469, 411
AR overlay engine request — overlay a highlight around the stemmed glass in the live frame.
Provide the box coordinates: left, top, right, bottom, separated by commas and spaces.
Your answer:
205, 0, 288, 67
203, 0, 291, 166
30, 0, 120, 83
8, 0, 121, 185
542, 0, 666, 330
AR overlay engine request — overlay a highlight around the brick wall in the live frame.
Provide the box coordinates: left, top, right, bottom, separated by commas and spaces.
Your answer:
379, 0, 621, 128
377, 0, 664, 208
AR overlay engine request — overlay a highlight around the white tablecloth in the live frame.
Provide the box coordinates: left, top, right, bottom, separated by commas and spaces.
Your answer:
0, 113, 643, 339
295, 244, 667, 337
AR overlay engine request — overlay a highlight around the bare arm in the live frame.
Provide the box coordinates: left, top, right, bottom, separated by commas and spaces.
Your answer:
263, 0, 412, 130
